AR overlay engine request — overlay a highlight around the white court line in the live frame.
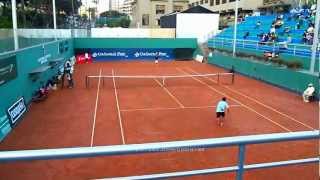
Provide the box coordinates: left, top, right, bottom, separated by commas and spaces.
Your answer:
154, 78, 185, 108
90, 69, 102, 147
112, 69, 126, 145
186, 67, 316, 131
176, 68, 291, 132
121, 104, 242, 112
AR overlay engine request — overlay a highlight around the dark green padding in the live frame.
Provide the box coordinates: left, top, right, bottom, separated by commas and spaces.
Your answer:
208, 53, 319, 96
0, 39, 74, 141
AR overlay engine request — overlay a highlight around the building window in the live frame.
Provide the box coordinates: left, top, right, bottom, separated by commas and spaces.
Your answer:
216, 0, 220, 5
156, 5, 165, 14
229, 0, 235, 1
142, 14, 149, 26
222, 0, 227, 3
196, 2, 199, 5
174, 5, 183, 12
200, 0, 204, 4
205, 0, 208, 3
210, 0, 214, 5
157, 19, 160, 26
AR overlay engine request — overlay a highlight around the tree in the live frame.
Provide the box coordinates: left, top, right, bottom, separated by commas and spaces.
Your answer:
0, 0, 82, 28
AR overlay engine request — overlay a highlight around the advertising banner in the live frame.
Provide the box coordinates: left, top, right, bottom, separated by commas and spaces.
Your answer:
89, 48, 174, 61
7, 97, 27, 126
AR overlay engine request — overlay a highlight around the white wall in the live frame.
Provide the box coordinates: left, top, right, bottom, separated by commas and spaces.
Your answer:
176, 13, 219, 43
91, 27, 175, 38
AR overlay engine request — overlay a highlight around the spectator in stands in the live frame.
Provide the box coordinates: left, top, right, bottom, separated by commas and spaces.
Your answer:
306, 33, 313, 45
270, 26, 276, 34
259, 33, 268, 45
275, 19, 284, 29
302, 31, 308, 44
307, 25, 314, 34
296, 22, 301, 29
282, 26, 291, 36
296, 16, 304, 29
270, 32, 277, 43
243, 31, 250, 39
302, 83, 315, 102
277, 14, 284, 21
255, 21, 261, 29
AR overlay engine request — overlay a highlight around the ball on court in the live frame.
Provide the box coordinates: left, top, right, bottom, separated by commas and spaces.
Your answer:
155, 60, 159, 64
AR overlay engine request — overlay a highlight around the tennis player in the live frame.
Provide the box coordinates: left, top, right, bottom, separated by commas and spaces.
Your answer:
216, 97, 229, 127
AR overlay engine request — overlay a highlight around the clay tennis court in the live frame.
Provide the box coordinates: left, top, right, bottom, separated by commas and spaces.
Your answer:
0, 61, 318, 180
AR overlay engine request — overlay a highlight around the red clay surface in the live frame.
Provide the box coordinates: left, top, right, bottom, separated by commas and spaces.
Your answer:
0, 61, 318, 180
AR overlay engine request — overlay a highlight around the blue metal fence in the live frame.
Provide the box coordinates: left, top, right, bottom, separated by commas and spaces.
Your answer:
208, 37, 320, 59
0, 130, 319, 180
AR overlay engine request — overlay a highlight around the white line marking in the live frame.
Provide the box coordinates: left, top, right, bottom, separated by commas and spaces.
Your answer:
90, 69, 102, 147
121, 105, 242, 112
154, 78, 185, 108
186, 67, 316, 131
176, 68, 291, 132
112, 69, 126, 145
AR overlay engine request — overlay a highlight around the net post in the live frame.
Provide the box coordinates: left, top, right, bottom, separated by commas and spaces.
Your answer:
85, 75, 88, 88
217, 73, 220, 84
232, 73, 235, 84
162, 77, 165, 87
102, 76, 105, 87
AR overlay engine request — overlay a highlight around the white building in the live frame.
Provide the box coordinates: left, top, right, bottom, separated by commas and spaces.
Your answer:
188, 0, 264, 13
131, 0, 189, 28
120, 0, 134, 18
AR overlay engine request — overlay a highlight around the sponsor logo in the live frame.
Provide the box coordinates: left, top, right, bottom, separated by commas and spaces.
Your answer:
92, 52, 128, 57
7, 97, 27, 125
38, 54, 51, 64
134, 51, 168, 58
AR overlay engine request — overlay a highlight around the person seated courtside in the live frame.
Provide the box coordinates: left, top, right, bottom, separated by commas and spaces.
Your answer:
302, 83, 315, 102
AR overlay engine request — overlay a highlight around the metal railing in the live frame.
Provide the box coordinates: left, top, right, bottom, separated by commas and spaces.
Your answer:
0, 130, 318, 180
208, 37, 320, 58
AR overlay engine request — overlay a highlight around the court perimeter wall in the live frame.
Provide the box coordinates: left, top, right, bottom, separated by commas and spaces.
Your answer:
73, 38, 197, 49
0, 39, 74, 141
73, 38, 198, 61
208, 53, 319, 97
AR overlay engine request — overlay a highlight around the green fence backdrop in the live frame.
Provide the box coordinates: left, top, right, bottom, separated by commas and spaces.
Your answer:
208, 52, 319, 96
0, 39, 74, 141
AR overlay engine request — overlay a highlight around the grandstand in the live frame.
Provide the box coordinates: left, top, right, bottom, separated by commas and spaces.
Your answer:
208, 11, 320, 72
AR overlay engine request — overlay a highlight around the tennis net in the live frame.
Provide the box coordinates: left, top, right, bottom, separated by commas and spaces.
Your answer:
85, 72, 234, 88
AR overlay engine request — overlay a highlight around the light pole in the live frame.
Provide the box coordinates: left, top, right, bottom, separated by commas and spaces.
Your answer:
232, 0, 239, 57
52, 0, 57, 40
11, 0, 18, 50
71, 0, 75, 37
310, 0, 319, 73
